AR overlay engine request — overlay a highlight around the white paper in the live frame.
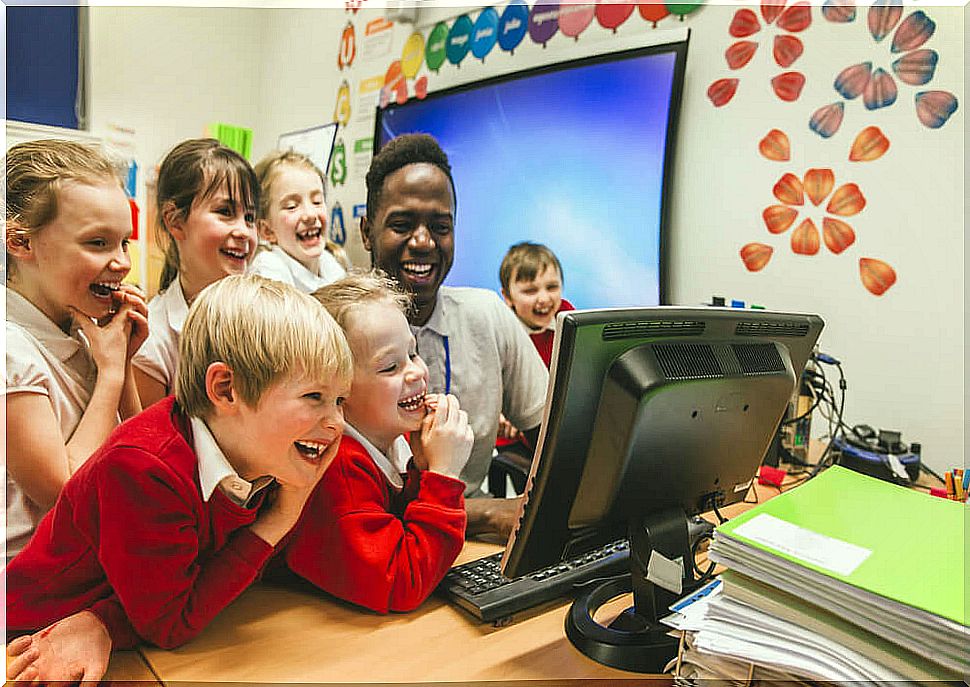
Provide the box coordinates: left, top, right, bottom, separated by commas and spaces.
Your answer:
733, 513, 872, 577
647, 550, 683, 595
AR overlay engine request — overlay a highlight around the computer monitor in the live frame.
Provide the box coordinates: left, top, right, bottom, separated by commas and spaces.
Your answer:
502, 306, 824, 672
374, 35, 688, 308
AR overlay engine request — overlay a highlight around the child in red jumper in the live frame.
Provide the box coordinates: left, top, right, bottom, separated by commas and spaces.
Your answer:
280, 271, 473, 613
493, 242, 574, 462
499, 241, 575, 367
5, 274, 352, 682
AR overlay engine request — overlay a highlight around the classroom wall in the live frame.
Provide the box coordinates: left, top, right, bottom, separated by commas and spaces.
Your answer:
76, 4, 964, 474
250, 3, 964, 474
86, 6, 268, 292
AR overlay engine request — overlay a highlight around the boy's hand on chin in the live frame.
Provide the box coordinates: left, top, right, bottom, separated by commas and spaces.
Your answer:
251, 438, 340, 546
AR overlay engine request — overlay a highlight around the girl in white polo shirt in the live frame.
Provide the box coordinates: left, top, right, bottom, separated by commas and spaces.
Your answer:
250, 150, 349, 292
132, 139, 259, 407
4, 139, 148, 559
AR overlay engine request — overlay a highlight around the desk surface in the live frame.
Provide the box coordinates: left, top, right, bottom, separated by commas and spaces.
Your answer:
133, 448, 928, 685
139, 540, 655, 684
134, 495, 777, 684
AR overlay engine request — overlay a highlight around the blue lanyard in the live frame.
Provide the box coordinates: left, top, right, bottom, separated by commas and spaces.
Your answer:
442, 335, 451, 395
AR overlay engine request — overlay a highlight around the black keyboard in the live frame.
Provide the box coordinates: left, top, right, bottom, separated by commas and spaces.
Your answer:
438, 539, 630, 624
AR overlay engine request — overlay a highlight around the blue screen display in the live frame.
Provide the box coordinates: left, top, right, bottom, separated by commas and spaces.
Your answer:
376, 46, 681, 309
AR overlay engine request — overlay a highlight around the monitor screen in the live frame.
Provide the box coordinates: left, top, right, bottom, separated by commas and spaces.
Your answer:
374, 40, 687, 308
503, 307, 825, 579
498, 306, 823, 670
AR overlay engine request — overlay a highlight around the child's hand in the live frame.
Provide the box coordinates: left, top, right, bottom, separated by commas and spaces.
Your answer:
5, 611, 111, 685
410, 394, 473, 480
113, 284, 149, 362
250, 437, 341, 546
71, 304, 134, 378
497, 413, 520, 441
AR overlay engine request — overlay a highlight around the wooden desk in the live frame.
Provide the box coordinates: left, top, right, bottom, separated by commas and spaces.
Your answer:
4, 647, 158, 685
135, 493, 794, 684
137, 449, 920, 684
138, 540, 662, 684
103, 650, 160, 683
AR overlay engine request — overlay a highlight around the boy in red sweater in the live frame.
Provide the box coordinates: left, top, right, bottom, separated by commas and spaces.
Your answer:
493, 242, 574, 465
5, 274, 352, 682
280, 271, 472, 612
499, 241, 575, 367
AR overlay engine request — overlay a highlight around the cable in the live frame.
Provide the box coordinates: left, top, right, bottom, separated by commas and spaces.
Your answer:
920, 463, 945, 483
712, 504, 727, 524
809, 358, 847, 477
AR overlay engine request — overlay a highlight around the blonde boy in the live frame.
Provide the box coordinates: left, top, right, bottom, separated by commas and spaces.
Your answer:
6, 274, 351, 681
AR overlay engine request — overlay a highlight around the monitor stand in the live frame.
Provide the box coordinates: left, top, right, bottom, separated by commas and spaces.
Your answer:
565, 508, 693, 673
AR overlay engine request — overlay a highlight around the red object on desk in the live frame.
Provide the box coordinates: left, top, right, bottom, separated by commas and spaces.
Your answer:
758, 464, 786, 488
929, 487, 949, 499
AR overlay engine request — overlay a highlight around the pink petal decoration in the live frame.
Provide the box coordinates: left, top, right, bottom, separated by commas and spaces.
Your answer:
708, 78, 740, 107
791, 218, 820, 255
859, 258, 897, 295
726, 41, 759, 70
914, 90, 959, 129
834, 62, 872, 100
891, 10, 935, 53
773, 35, 804, 68
763, 204, 799, 233
892, 49, 938, 86
822, 0, 855, 23
863, 67, 898, 110
809, 102, 845, 138
826, 183, 866, 216
868, 0, 902, 43
741, 243, 774, 271
777, 2, 811, 32
730, 8, 761, 37
822, 217, 856, 254
772, 71, 806, 101
759, 129, 791, 161
773, 173, 804, 206
761, 0, 786, 25
803, 168, 835, 206
849, 126, 890, 161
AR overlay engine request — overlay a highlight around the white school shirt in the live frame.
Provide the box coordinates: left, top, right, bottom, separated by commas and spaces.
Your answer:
132, 278, 188, 393
411, 287, 548, 497
342, 424, 413, 491
249, 244, 347, 293
4, 287, 100, 558
191, 416, 273, 507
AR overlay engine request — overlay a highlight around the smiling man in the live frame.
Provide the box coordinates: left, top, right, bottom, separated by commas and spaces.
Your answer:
360, 134, 549, 538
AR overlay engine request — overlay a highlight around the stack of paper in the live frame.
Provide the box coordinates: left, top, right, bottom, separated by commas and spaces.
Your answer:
662, 467, 968, 683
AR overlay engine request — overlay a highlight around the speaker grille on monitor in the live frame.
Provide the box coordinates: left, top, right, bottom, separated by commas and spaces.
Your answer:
654, 343, 722, 379
735, 320, 810, 337
602, 320, 705, 341
732, 343, 785, 375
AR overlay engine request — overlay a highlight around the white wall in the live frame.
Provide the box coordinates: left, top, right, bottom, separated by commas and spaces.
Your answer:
80, 4, 965, 473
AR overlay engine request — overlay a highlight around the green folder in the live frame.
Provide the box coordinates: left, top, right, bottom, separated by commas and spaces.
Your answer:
716, 466, 966, 626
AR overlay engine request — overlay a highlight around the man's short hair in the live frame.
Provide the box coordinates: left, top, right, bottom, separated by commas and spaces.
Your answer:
499, 241, 564, 294
176, 274, 353, 417
364, 133, 456, 225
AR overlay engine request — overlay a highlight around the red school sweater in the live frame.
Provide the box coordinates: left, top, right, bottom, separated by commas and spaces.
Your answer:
4, 397, 275, 649
528, 298, 575, 368
281, 434, 466, 613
